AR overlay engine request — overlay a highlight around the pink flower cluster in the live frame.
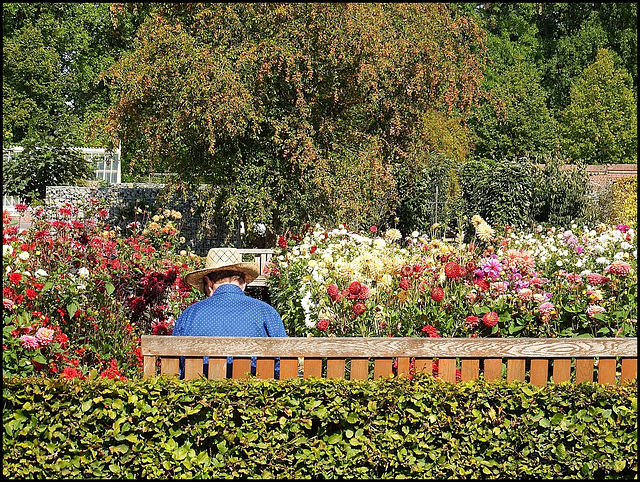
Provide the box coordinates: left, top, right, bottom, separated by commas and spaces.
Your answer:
19, 327, 57, 350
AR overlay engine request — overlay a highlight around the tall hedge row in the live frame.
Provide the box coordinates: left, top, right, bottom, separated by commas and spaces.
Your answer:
3, 375, 637, 479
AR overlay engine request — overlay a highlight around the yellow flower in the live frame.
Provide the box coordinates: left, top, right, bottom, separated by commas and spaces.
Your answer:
471, 215, 484, 228
476, 222, 495, 242
385, 228, 402, 242
377, 273, 393, 289
397, 290, 408, 303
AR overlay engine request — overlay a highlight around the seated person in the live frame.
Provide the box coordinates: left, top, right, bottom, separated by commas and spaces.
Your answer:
172, 247, 287, 378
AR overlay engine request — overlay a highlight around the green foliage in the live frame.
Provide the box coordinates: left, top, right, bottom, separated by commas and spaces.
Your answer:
469, 59, 558, 159
536, 3, 638, 114
2, 2, 151, 146
530, 154, 593, 227
597, 176, 638, 228
3, 375, 637, 479
560, 49, 637, 165
459, 155, 593, 230
460, 157, 538, 229
2, 135, 93, 203
100, 3, 489, 241
395, 153, 464, 236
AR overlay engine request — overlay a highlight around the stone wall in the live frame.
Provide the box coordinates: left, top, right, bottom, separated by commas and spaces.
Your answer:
46, 184, 243, 255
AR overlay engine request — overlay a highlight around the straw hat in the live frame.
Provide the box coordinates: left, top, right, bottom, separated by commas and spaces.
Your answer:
184, 248, 260, 293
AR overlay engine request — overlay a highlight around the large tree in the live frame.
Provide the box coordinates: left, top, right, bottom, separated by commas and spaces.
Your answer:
2, 2, 151, 146
100, 3, 489, 239
560, 48, 637, 165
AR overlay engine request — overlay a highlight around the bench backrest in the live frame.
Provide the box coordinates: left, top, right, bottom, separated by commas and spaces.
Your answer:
141, 336, 637, 385
238, 249, 273, 287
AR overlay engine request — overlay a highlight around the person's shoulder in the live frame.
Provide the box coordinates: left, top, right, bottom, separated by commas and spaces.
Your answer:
247, 296, 275, 309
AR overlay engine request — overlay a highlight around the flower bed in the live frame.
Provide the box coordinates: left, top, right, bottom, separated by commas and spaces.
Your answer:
3, 200, 203, 379
266, 218, 637, 339
3, 199, 637, 381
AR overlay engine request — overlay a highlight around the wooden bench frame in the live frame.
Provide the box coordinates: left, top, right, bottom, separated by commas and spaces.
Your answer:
141, 336, 637, 385
238, 249, 273, 288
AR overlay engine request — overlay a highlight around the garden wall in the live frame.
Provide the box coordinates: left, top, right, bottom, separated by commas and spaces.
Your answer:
46, 185, 243, 255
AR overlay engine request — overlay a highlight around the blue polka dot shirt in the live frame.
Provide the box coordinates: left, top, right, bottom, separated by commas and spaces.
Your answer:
172, 283, 287, 378
172, 283, 287, 337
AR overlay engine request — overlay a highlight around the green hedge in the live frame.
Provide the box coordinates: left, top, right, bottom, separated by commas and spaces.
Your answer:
3, 375, 637, 479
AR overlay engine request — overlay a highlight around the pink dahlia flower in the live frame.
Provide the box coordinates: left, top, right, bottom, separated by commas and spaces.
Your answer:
586, 305, 606, 319
586, 273, 610, 287
605, 260, 631, 276
35, 327, 55, 346
517, 288, 533, 302
19, 335, 40, 350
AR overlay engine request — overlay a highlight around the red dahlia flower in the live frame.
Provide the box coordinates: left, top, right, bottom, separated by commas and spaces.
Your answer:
327, 283, 339, 299
475, 279, 490, 292
605, 260, 631, 276
421, 324, 441, 338
482, 311, 499, 327
444, 262, 461, 279
317, 319, 330, 331
353, 302, 366, 315
430, 286, 444, 302
465, 315, 480, 328
349, 282, 362, 295
357, 285, 371, 300
400, 265, 414, 277
399, 278, 410, 290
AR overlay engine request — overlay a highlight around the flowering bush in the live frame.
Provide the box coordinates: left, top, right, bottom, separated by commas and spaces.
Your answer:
266, 217, 637, 338
3, 200, 203, 379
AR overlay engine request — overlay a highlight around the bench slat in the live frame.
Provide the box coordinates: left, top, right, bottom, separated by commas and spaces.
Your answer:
350, 358, 369, 380
438, 358, 457, 382
461, 358, 479, 381
483, 358, 502, 381
208, 358, 227, 379
506, 358, 526, 382
160, 357, 180, 377
552, 359, 571, 383
232, 358, 252, 379
397, 357, 410, 376
414, 358, 432, 376
621, 358, 637, 382
529, 359, 549, 386
143, 355, 156, 378
304, 358, 323, 379
256, 358, 274, 379
374, 358, 393, 379
326, 358, 345, 379
575, 358, 593, 383
279, 358, 298, 379
141, 336, 637, 358
184, 357, 203, 380
597, 358, 617, 385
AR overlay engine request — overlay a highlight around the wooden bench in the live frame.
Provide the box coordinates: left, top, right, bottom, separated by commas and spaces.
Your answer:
238, 249, 273, 288
141, 336, 637, 385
